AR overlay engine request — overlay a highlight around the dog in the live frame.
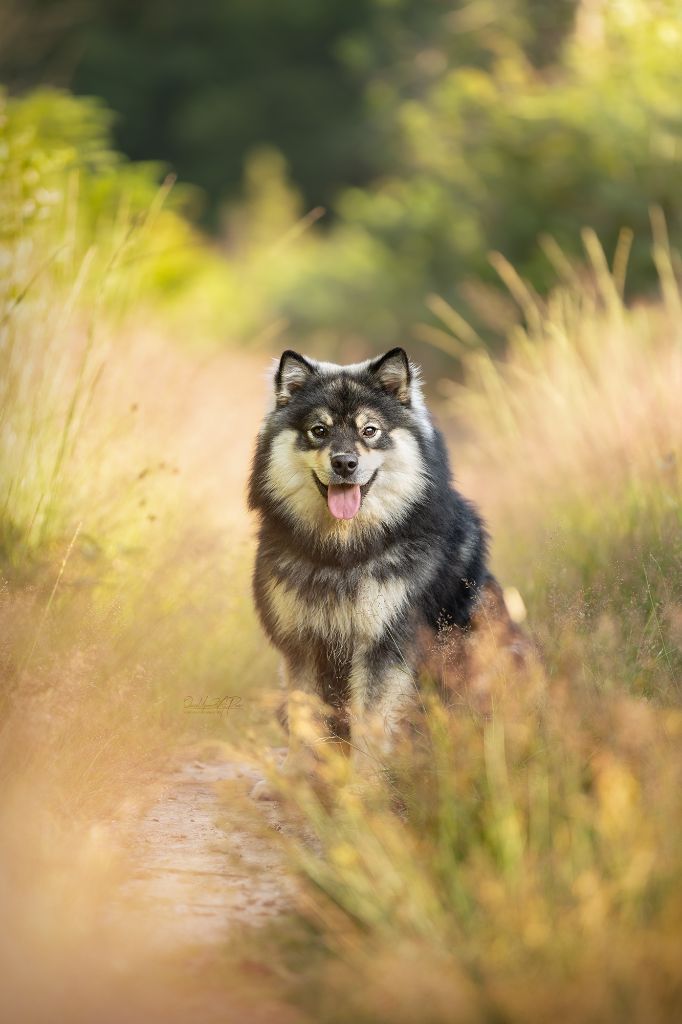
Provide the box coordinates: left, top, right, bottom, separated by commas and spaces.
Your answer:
247, 348, 528, 798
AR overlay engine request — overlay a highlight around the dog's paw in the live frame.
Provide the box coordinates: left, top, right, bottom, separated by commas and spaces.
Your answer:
250, 778, 281, 802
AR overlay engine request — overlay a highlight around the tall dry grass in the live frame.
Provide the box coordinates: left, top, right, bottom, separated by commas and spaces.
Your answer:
1, 109, 681, 1022
274, 233, 682, 1024
0, 210, 281, 1017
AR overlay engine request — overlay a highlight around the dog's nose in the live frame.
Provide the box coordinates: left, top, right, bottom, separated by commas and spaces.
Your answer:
330, 452, 358, 478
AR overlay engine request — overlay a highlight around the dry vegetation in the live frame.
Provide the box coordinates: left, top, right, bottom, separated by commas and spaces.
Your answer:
276, 231, 682, 1024
1, 100, 681, 1022
0, 209, 282, 1016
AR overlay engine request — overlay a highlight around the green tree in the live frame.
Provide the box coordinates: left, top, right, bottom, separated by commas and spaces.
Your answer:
0, 1, 578, 222
276, 1, 682, 345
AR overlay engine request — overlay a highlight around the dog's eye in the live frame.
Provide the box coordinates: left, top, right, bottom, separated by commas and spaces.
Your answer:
310, 424, 328, 439
361, 425, 378, 438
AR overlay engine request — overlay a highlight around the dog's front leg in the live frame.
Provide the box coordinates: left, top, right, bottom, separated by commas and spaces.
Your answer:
349, 650, 415, 789
251, 656, 330, 800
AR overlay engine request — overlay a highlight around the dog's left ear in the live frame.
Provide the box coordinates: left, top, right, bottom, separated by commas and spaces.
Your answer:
369, 348, 411, 404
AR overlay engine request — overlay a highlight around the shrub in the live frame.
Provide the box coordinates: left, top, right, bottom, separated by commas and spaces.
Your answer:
279, 1, 682, 345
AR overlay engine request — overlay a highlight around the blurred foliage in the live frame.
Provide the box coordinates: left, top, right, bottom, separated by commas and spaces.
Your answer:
0, 86, 191, 569
0, 0, 379, 221
0, 1, 578, 222
0, 87, 317, 350
0, 87, 220, 311
2, 2, 682, 350
449, 233, 682, 698
281, 0, 682, 346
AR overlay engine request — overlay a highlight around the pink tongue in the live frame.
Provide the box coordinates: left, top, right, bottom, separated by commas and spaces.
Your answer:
327, 484, 361, 520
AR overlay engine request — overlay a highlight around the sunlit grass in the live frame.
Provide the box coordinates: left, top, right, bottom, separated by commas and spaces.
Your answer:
274, 235, 682, 1023
0, 149, 282, 1015
1, 90, 681, 1022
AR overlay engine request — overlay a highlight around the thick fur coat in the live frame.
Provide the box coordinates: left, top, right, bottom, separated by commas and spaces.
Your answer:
247, 348, 523, 792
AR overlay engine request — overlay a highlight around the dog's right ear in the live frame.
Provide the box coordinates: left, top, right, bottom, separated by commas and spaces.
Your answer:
275, 350, 316, 406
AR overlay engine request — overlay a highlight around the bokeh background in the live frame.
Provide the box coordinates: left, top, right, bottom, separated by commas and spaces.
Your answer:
1, 3, 681, 1023
2, 0, 681, 355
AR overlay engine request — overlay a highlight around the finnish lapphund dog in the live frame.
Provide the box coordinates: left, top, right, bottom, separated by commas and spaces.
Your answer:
248, 348, 528, 798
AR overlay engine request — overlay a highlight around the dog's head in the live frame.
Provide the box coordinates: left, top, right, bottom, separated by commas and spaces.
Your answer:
251, 348, 435, 537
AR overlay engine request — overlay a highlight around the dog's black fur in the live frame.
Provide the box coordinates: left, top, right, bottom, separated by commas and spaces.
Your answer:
247, 349, 495, 752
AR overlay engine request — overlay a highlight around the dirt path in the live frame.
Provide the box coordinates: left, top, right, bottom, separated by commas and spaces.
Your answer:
116, 750, 294, 953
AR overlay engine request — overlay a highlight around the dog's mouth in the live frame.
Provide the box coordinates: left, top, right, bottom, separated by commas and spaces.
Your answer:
313, 471, 378, 521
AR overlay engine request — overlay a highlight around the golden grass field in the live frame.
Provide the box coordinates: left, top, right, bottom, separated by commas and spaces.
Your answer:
1, 160, 681, 1023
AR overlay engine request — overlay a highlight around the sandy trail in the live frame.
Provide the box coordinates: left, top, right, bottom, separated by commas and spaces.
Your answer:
96, 351, 302, 1019
112, 350, 292, 951
117, 751, 293, 953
